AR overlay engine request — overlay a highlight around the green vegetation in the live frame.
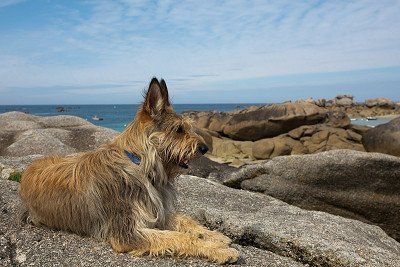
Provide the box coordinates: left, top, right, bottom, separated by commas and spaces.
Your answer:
8, 171, 22, 183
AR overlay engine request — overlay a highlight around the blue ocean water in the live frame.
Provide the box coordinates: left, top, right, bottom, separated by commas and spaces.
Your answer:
0, 104, 258, 132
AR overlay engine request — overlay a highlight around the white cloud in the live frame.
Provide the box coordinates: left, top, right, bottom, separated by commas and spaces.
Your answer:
0, 0, 25, 8
1, 0, 400, 95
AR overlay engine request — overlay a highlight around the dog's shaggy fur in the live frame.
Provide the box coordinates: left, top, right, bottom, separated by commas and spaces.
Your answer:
19, 78, 239, 264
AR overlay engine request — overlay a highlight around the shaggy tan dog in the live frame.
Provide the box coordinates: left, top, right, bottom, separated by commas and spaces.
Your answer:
19, 78, 239, 264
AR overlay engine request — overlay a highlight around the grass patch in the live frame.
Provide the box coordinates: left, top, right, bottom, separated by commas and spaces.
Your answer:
8, 171, 22, 183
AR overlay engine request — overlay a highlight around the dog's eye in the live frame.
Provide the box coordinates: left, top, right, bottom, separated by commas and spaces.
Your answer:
176, 125, 184, 133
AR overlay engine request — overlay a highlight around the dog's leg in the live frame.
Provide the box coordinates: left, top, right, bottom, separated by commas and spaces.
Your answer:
130, 228, 239, 264
168, 213, 232, 245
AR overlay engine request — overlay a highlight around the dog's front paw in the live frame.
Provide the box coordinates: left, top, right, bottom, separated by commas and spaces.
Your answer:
198, 230, 232, 245
211, 247, 240, 264
130, 249, 147, 257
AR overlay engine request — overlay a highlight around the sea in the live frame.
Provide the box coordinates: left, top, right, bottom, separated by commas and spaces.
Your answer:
0, 104, 255, 132
0, 104, 392, 132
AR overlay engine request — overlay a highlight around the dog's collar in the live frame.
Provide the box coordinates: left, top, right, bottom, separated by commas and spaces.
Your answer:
124, 150, 141, 165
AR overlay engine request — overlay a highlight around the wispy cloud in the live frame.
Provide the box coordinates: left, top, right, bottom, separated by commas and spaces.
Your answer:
0, 0, 400, 103
0, 0, 25, 8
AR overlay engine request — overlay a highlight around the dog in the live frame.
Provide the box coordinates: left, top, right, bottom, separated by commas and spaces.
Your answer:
19, 78, 239, 264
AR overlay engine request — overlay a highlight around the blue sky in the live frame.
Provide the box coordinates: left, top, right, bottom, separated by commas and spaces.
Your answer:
1, 0, 400, 104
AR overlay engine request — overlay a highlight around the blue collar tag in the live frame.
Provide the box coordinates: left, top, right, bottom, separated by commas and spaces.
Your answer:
124, 150, 141, 165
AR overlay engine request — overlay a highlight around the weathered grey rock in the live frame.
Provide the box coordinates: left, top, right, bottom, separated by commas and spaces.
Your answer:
0, 112, 119, 157
5, 130, 76, 156
187, 156, 236, 182
363, 117, 400, 157
225, 150, 400, 241
178, 175, 400, 267
0, 155, 43, 170
0, 179, 302, 267
2, 175, 400, 266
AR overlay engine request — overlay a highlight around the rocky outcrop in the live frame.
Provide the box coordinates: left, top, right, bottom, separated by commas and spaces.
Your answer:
2, 175, 400, 266
365, 98, 396, 108
252, 123, 365, 160
194, 110, 367, 163
223, 150, 400, 242
0, 111, 119, 157
363, 117, 400, 156
185, 101, 327, 141
332, 94, 355, 107
304, 96, 400, 118
222, 101, 327, 141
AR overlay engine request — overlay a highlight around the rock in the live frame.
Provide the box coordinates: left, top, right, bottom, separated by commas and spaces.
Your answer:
270, 140, 291, 158
194, 128, 214, 152
2, 175, 400, 266
0, 155, 43, 170
325, 111, 351, 128
0, 180, 298, 267
225, 150, 400, 241
362, 117, 400, 156
346, 130, 362, 142
5, 129, 76, 157
365, 98, 396, 108
333, 95, 355, 107
0, 167, 14, 180
208, 137, 253, 164
252, 139, 274, 159
0, 112, 119, 157
56, 106, 67, 112
187, 156, 236, 182
178, 175, 400, 266
222, 101, 326, 141
182, 111, 230, 133
350, 124, 371, 135
315, 98, 326, 107
252, 124, 364, 160
287, 126, 308, 139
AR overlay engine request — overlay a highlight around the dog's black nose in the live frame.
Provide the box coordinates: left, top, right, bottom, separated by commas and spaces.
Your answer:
198, 144, 209, 155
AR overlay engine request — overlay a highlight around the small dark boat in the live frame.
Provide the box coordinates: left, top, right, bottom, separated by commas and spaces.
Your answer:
92, 115, 103, 121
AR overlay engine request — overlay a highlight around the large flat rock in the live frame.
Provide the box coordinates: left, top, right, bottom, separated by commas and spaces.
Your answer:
0, 179, 303, 267
224, 149, 400, 242
2, 172, 400, 266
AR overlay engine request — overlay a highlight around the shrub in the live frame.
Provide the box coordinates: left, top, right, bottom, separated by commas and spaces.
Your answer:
8, 171, 22, 183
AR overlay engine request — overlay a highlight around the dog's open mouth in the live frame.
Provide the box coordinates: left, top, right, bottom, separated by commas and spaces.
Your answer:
178, 157, 190, 169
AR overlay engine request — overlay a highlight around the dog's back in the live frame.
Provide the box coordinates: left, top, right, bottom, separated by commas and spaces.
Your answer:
20, 154, 93, 233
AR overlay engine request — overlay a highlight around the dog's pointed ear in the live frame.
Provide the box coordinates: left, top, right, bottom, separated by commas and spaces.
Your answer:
143, 78, 170, 117
159, 79, 171, 107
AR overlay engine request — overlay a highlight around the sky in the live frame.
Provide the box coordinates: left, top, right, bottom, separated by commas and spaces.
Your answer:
0, 0, 400, 104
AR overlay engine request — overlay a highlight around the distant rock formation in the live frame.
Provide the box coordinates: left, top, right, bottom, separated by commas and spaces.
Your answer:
185, 102, 372, 165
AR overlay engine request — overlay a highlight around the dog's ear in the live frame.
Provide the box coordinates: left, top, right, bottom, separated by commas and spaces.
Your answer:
159, 79, 171, 107
143, 78, 170, 117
